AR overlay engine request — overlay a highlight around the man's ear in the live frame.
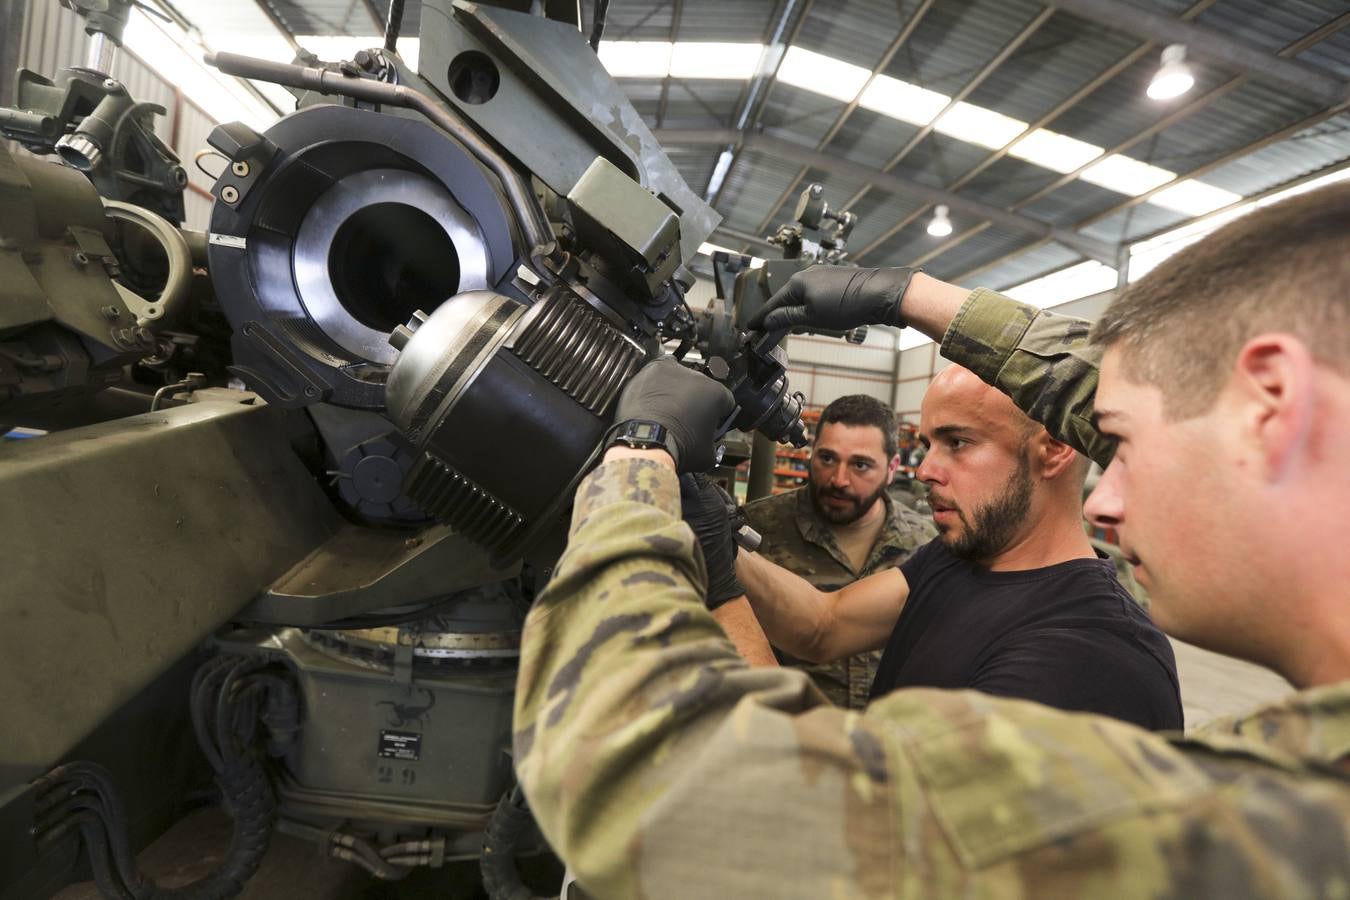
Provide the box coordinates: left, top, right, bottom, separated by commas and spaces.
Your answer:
1031, 429, 1079, 480
1230, 335, 1315, 483
886, 453, 900, 485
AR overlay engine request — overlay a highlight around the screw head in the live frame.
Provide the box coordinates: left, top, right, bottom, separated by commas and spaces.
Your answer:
220, 185, 240, 204
231, 160, 250, 178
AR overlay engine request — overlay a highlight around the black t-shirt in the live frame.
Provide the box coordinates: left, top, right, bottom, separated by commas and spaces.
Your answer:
870, 540, 1183, 731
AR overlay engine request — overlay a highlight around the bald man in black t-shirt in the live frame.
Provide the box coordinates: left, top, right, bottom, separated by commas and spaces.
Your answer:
736, 364, 1181, 730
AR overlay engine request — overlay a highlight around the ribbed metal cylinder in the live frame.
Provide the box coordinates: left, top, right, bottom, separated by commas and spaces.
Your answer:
510, 290, 645, 416
404, 456, 524, 553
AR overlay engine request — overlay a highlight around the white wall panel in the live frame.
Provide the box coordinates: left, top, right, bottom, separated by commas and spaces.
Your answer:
894, 379, 928, 417
18, 1, 84, 78
177, 101, 223, 230
788, 369, 892, 407
785, 335, 894, 372
898, 343, 935, 380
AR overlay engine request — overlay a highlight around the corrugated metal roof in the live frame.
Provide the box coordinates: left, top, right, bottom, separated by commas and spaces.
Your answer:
1194, 0, 1348, 57
1079, 203, 1190, 245
718, 149, 806, 231
1018, 177, 1136, 226
1198, 113, 1350, 196
675, 0, 777, 43
845, 193, 931, 251
959, 242, 1081, 289
204, 0, 1350, 284
958, 156, 1067, 208
883, 0, 1048, 90
1146, 82, 1325, 186
827, 110, 922, 170
963, 12, 1140, 123
759, 83, 851, 148
795, 0, 912, 67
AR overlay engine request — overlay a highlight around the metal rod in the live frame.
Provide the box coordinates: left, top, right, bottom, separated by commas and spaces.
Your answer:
384, 0, 406, 52
85, 32, 116, 75
204, 51, 556, 257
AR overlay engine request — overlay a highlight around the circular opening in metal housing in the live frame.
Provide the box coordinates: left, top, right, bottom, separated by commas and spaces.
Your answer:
327, 202, 461, 332
448, 51, 500, 105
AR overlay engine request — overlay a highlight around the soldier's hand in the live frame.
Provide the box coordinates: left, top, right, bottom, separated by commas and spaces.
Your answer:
613, 357, 736, 474
747, 265, 920, 332
679, 473, 745, 610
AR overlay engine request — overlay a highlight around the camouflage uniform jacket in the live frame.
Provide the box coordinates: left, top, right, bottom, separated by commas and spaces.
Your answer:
514, 290, 1350, 899
742, 487, 936, 708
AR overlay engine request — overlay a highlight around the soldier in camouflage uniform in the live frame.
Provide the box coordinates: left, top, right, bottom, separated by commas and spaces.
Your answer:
513, 185, 1350, 897
743, 394, 935, 708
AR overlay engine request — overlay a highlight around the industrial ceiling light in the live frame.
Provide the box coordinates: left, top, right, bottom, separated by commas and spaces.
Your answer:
1147, 44, 1194, 100
927, 204, 953, 237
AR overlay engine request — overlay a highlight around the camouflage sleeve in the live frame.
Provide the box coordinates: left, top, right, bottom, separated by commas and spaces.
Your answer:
514, 458, 898, 896
940, 288, 1116, 467
515, 460, 1350, 898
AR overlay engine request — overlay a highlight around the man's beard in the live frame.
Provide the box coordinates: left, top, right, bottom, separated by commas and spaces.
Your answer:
809, 479, 888, 525
933, 451, 1034, 562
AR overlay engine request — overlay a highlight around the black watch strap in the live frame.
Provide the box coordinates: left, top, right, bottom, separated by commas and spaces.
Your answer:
606, 419, 673, 455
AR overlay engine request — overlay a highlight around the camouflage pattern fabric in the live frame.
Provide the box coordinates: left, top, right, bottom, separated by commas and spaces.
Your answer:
742, 487, 936, 708
942, 288, 1115, 467
514, 457, 1350, 899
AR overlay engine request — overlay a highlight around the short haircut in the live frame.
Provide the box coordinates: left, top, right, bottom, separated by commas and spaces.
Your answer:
1092, 181, 1350, 419
816, 394, 897, 458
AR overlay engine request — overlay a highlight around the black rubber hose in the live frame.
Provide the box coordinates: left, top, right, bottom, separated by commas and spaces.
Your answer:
37, 660, 291, 900
479, 786, 551, 900
384, 0, 406, 52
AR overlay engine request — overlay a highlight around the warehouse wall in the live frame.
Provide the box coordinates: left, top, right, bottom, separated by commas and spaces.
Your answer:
13, 1, 222, 229
893, 289, 1117, 424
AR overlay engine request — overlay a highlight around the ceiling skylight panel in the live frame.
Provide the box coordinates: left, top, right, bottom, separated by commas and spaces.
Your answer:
932, 102, 1028, 151
1007, 129, 1104, 174
1148, 179, 1242, 216
597, 41, 673, 78
123, 10, 280, 129
776, 46, 872, 102
857, 75, 951, 126
1079, 154, 1176, 196
670, 43, 766, 79
1003, 261, 1118, 309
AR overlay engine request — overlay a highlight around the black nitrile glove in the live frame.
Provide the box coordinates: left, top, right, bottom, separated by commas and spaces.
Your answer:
747, 265, 919, 332
679, 473, 745, 610
612, 356, 736, 474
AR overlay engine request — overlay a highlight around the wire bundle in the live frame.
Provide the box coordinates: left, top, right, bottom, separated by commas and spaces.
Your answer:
31, 655, 300, 899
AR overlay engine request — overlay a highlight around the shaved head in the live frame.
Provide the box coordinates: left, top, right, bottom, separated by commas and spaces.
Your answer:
927, 365, 1037, 438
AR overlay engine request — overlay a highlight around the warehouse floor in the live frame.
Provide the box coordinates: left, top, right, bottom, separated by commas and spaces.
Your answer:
57, 639, 1291, 899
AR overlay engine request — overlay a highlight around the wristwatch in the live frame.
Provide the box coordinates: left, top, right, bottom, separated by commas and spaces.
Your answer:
607, 419, 672, 454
